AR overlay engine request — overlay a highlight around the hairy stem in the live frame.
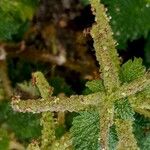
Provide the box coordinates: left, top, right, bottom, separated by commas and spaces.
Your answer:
32, 72, 56, 149
115, 119, 139, 150
90, 0, 120, 93
11, 92, 102, 113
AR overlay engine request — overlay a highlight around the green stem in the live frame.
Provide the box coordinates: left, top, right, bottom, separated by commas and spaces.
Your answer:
11, 92, 102, 113
110, 73, 150, 101
90, 0, 120, 93
32, 72, 56, 149
99, 102, 114, 150
115, 119, 139, 150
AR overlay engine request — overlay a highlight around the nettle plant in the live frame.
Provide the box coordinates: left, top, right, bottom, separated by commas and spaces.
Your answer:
11, 0, 150, 150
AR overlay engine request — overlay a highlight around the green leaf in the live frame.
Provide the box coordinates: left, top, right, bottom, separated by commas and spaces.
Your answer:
102, 0, 150, 48
134, 114, 150, 149
115, 99, 135, 120
0, 0, 38, 41
0, 11, 21, 40
71, 111, 118, 150
71, 111, 100, 150
8, 112, 41, 140
119, 58, 146, 83
17, 81, 40, 97
85, 80, 105, 93
0, 102, 41, 140
142, 134, 150, 150
0, 0, 38, 21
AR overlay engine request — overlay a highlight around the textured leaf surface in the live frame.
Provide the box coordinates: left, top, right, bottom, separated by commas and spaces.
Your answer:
0, 0, 38, 40
115, 99, 135, 120
80, 0, 150, 47
71, 111, 100, 150
85, 80, 105, 93
17, 81, 40, 97
142, 134, 150, 150
102, 0, 150, 47
0, 102, 41, 140
0, 12, 21, 40
71, 111, 118, 150
134, 114, 150, 149
120, 58, 146, 83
